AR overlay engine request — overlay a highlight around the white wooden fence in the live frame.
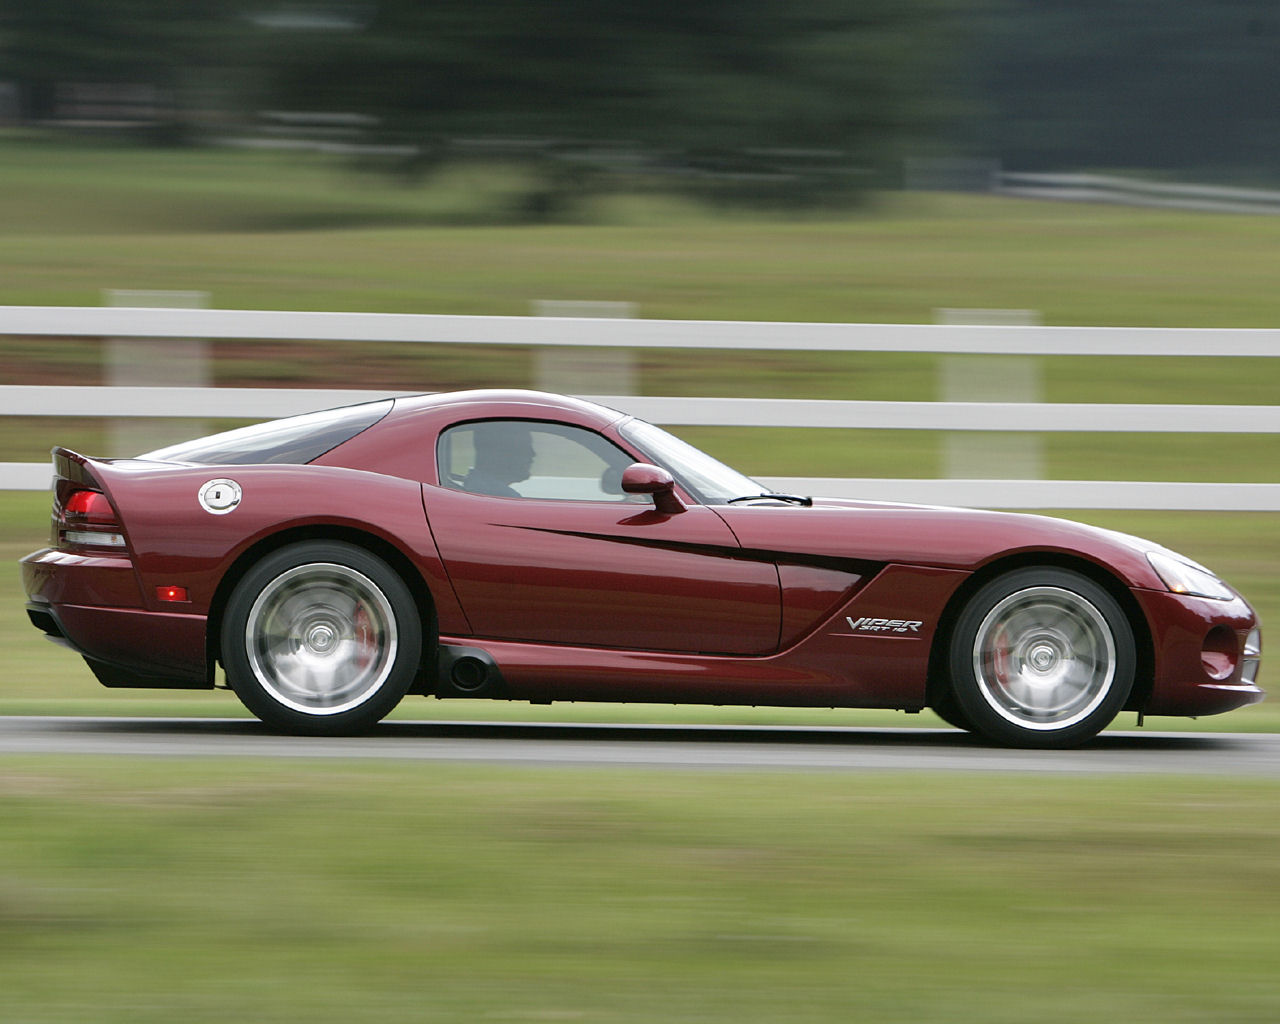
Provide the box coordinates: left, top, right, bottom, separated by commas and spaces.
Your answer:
2, 306, 1278, 509
997, 172, 1280, 216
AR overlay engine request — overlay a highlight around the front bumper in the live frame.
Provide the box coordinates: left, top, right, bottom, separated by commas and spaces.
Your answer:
1136, 587, 1263, 717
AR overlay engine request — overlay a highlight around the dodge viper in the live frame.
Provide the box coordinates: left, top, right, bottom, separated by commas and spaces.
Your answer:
20, 389, 1263, 747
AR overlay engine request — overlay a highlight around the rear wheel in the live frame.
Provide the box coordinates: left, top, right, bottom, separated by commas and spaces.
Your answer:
221, 541, 421, 734
946, 568, 1135, 748
929, 690, 976, 733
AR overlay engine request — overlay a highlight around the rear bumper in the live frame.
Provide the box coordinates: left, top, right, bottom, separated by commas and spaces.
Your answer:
22, 548, 210, 688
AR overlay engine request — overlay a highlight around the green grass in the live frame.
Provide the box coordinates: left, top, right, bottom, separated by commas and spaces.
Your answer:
0, 135, 1279, 325
2, 760, 1279, 1023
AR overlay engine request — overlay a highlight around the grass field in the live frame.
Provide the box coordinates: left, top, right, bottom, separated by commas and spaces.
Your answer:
1, 138, 1278, 1022
2, 759, 1279, 1024
4, 649, 1277, 1018
2, 136, 1280, 327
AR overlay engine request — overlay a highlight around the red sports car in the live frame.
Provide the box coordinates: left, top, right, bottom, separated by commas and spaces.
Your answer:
21, 389, 1263, 747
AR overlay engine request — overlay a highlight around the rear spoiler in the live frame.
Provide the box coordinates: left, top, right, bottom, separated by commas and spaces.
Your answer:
51, 444, 104, 483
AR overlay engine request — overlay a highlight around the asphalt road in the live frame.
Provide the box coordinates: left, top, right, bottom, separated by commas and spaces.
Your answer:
2, 716, 1280, 775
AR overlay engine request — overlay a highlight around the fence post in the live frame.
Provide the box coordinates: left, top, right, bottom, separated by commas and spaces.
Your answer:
532, 300, 637, 396
936, 308, 1044, 480
104, 289, 210, 456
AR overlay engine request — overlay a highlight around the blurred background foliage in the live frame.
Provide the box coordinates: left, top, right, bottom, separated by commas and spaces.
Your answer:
3, 0, 1279, 217
960, 0, 1280, 178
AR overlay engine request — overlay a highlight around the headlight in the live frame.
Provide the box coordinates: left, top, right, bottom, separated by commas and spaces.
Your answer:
1243, 628, 1261, 685
1147, 550, 1235, 601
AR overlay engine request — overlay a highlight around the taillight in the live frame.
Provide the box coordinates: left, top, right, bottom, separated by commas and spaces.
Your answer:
65, 489, 116, 523
60, 488, 127, 549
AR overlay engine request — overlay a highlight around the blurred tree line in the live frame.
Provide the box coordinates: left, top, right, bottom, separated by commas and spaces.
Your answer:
247, 0, 966, 212
958, 0, 1280, 179
2, 0, 1277, 211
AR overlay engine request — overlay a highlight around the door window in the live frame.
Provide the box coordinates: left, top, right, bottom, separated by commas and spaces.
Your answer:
439, 420, 639, 502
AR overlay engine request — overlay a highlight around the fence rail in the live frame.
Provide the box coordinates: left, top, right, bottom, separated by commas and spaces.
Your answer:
4, 386, 1280, 434
2, 307, 1277, 509
5, 305, 1280, 356
996, 172, 1280, 216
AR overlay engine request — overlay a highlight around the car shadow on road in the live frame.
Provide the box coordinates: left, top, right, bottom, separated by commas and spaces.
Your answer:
62, 716, 1239, 751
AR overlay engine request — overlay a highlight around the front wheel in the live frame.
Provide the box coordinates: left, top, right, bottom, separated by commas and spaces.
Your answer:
221, 541, 422, 734
945, 568, 1135, 748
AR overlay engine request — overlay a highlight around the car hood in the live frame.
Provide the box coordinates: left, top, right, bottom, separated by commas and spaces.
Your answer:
714, 497, 1170, 591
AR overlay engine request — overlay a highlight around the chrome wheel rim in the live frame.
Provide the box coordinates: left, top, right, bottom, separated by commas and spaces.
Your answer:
971, 586, 1115, 731
245, 563, 397, 716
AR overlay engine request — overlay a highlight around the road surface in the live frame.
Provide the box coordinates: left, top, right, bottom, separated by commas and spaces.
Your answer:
2, 716, 1279, 775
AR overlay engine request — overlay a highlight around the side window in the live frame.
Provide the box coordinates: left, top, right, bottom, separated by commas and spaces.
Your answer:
438, 420, 640, 502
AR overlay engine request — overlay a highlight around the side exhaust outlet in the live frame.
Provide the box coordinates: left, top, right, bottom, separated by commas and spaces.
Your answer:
436, 645, 506, 697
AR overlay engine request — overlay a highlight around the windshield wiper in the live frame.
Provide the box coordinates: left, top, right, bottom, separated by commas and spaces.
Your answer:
726, 492, 813, 506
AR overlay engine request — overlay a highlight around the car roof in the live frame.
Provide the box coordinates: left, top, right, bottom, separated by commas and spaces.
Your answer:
388, 389, 626, 424
310, 389, 631, 478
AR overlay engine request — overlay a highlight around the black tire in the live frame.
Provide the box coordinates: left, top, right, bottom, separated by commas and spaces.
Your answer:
946, 567, 1135, 748
221, 541, 422, 735
929, 690, 977, 734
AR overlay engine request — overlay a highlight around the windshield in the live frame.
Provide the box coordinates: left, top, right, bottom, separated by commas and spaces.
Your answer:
619, 419, 762, 505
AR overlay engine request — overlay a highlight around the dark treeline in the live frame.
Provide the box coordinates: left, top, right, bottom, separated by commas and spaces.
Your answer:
956, 0, 1280, 180
2, 0, 1277, 205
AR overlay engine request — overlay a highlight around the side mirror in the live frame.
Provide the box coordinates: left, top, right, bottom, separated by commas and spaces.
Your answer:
621, 463, 686, 515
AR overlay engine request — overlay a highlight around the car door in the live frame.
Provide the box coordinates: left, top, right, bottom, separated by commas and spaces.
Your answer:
425, 418, 780, 655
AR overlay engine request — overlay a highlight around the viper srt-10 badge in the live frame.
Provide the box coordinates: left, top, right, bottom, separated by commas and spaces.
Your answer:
842, 616, 923, 635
